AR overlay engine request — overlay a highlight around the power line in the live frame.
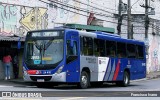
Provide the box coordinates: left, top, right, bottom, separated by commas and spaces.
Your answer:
39, 0, 127, 26
47, 0, 116, 19
72, 0, 115, 14
46, 0, 146, 24
0, 1, 34, 8
75, 0, 145, 15
131, 0, 142, 8
86, 0, 118, 11
43, 0, 160, 32
1, 0, 158, 32
47, 0, 156, 25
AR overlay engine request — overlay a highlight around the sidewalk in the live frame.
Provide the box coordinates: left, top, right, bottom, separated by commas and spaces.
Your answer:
146, 71, 160, 79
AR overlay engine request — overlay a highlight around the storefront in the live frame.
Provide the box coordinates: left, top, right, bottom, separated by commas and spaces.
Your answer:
0, 36, 24, 79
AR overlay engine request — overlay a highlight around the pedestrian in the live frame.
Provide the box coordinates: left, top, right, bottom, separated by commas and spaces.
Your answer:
3, 53, 12, 80
13, 54, 19, 79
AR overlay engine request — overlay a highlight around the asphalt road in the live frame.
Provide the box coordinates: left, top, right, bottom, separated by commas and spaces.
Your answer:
0, 78, 160, 99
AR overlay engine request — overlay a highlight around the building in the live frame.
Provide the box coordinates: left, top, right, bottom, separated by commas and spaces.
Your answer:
0, 0, 160, 79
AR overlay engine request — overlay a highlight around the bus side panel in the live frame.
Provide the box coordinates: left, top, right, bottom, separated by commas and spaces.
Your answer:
132, 59, 146, 80
115, 58, 128, 81
80, 56, 97, 82
103, 58, 125, 82
126, 59, 145, 80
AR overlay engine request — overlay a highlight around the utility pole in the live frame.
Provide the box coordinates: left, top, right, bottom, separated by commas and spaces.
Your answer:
145, 0, 149, 55
131, 24, 134, 39
127, 0, 132, 39
140, 0, 149, 54
145, 0, 149, 41
117, 0, 122, 35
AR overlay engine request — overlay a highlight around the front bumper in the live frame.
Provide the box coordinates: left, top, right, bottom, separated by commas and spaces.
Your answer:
23, 72, 66, 82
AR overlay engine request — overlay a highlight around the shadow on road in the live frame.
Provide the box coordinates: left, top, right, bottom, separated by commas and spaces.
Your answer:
0, 79, 141, 90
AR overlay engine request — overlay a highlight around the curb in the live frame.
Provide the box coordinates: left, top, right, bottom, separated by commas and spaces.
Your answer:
146, 75, 160, 80
131, 78, 147, 82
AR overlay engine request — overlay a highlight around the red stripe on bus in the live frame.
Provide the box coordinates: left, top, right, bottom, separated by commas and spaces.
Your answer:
113, 60, 120, 81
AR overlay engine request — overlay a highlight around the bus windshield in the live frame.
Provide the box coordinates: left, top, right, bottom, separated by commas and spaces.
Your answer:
25, 31, 64, 66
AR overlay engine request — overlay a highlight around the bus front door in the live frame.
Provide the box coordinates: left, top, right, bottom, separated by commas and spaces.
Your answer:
65, 31, 80, 82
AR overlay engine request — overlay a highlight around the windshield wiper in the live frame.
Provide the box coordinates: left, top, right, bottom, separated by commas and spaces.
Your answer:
44, 37, 54, 50
33, 41, 41, 50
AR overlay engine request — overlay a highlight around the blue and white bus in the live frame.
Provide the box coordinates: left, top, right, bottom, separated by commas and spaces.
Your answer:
23, 28, 146, 88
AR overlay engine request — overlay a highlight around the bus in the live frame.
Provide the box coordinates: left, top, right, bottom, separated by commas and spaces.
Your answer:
23, 28, 146, 89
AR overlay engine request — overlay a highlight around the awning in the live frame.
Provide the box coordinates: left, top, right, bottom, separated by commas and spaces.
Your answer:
66, 24, 115, 33
0, 36, 25, 41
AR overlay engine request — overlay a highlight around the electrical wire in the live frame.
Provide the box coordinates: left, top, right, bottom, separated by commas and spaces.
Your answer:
0, 0, 159, 32
47, 0, 116, 19
46, 0, 143, 24
72, 0, 116, 14
46, 0, 150, 26
43, 0, 160, 32
39, 0, 127, 26
42, 0, 160, 31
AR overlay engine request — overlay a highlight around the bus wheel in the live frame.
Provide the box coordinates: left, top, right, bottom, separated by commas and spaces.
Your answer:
120, 71, 130, 87
78, 71, 89, 89
117, 71, 130, 87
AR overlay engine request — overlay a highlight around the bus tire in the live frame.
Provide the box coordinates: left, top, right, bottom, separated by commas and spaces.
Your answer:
117, 71, 130, 87
78, 71, 90, 89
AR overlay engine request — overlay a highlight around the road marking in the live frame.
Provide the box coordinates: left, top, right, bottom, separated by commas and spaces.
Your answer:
0, 85, 13, 87
0, 98, 42, 100
59, 97, 87, 100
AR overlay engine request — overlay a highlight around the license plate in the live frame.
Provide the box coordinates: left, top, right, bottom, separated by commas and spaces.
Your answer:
37, 79, 44, 82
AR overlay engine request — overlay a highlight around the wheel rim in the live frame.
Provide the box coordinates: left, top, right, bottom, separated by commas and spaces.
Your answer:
124, 74, 128, 85
81, 75, 88, 87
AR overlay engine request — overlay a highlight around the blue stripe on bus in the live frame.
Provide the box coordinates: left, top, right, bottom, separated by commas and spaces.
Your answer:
108, 59, 116, 81
104, 59, 112, 81
103, 58, 110, 81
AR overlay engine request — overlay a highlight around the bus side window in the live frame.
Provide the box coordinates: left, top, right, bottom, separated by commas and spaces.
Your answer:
83, 37, 88, 55
66, 40, 78, 64
127, 44, 136, 58
67, 40, 77, 56
94, 39, 105, 57
106, 40, 116, 57
82, 37, 93, 56
117, 42, 126, 58
94, 39, 100, 56
137, 45, 144, 59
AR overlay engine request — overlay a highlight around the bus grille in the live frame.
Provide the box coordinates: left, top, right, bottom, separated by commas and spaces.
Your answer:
30, 76, 52, 81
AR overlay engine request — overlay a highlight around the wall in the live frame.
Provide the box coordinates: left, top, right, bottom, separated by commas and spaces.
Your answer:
0, 0, 89, 37
0, 0, 160, 77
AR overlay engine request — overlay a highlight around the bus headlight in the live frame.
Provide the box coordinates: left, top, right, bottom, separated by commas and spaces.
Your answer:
56, 65, 64, 74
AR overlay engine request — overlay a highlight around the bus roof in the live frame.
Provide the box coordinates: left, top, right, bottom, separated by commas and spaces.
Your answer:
76, 29, 144, 46
27, 28, 145, 45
